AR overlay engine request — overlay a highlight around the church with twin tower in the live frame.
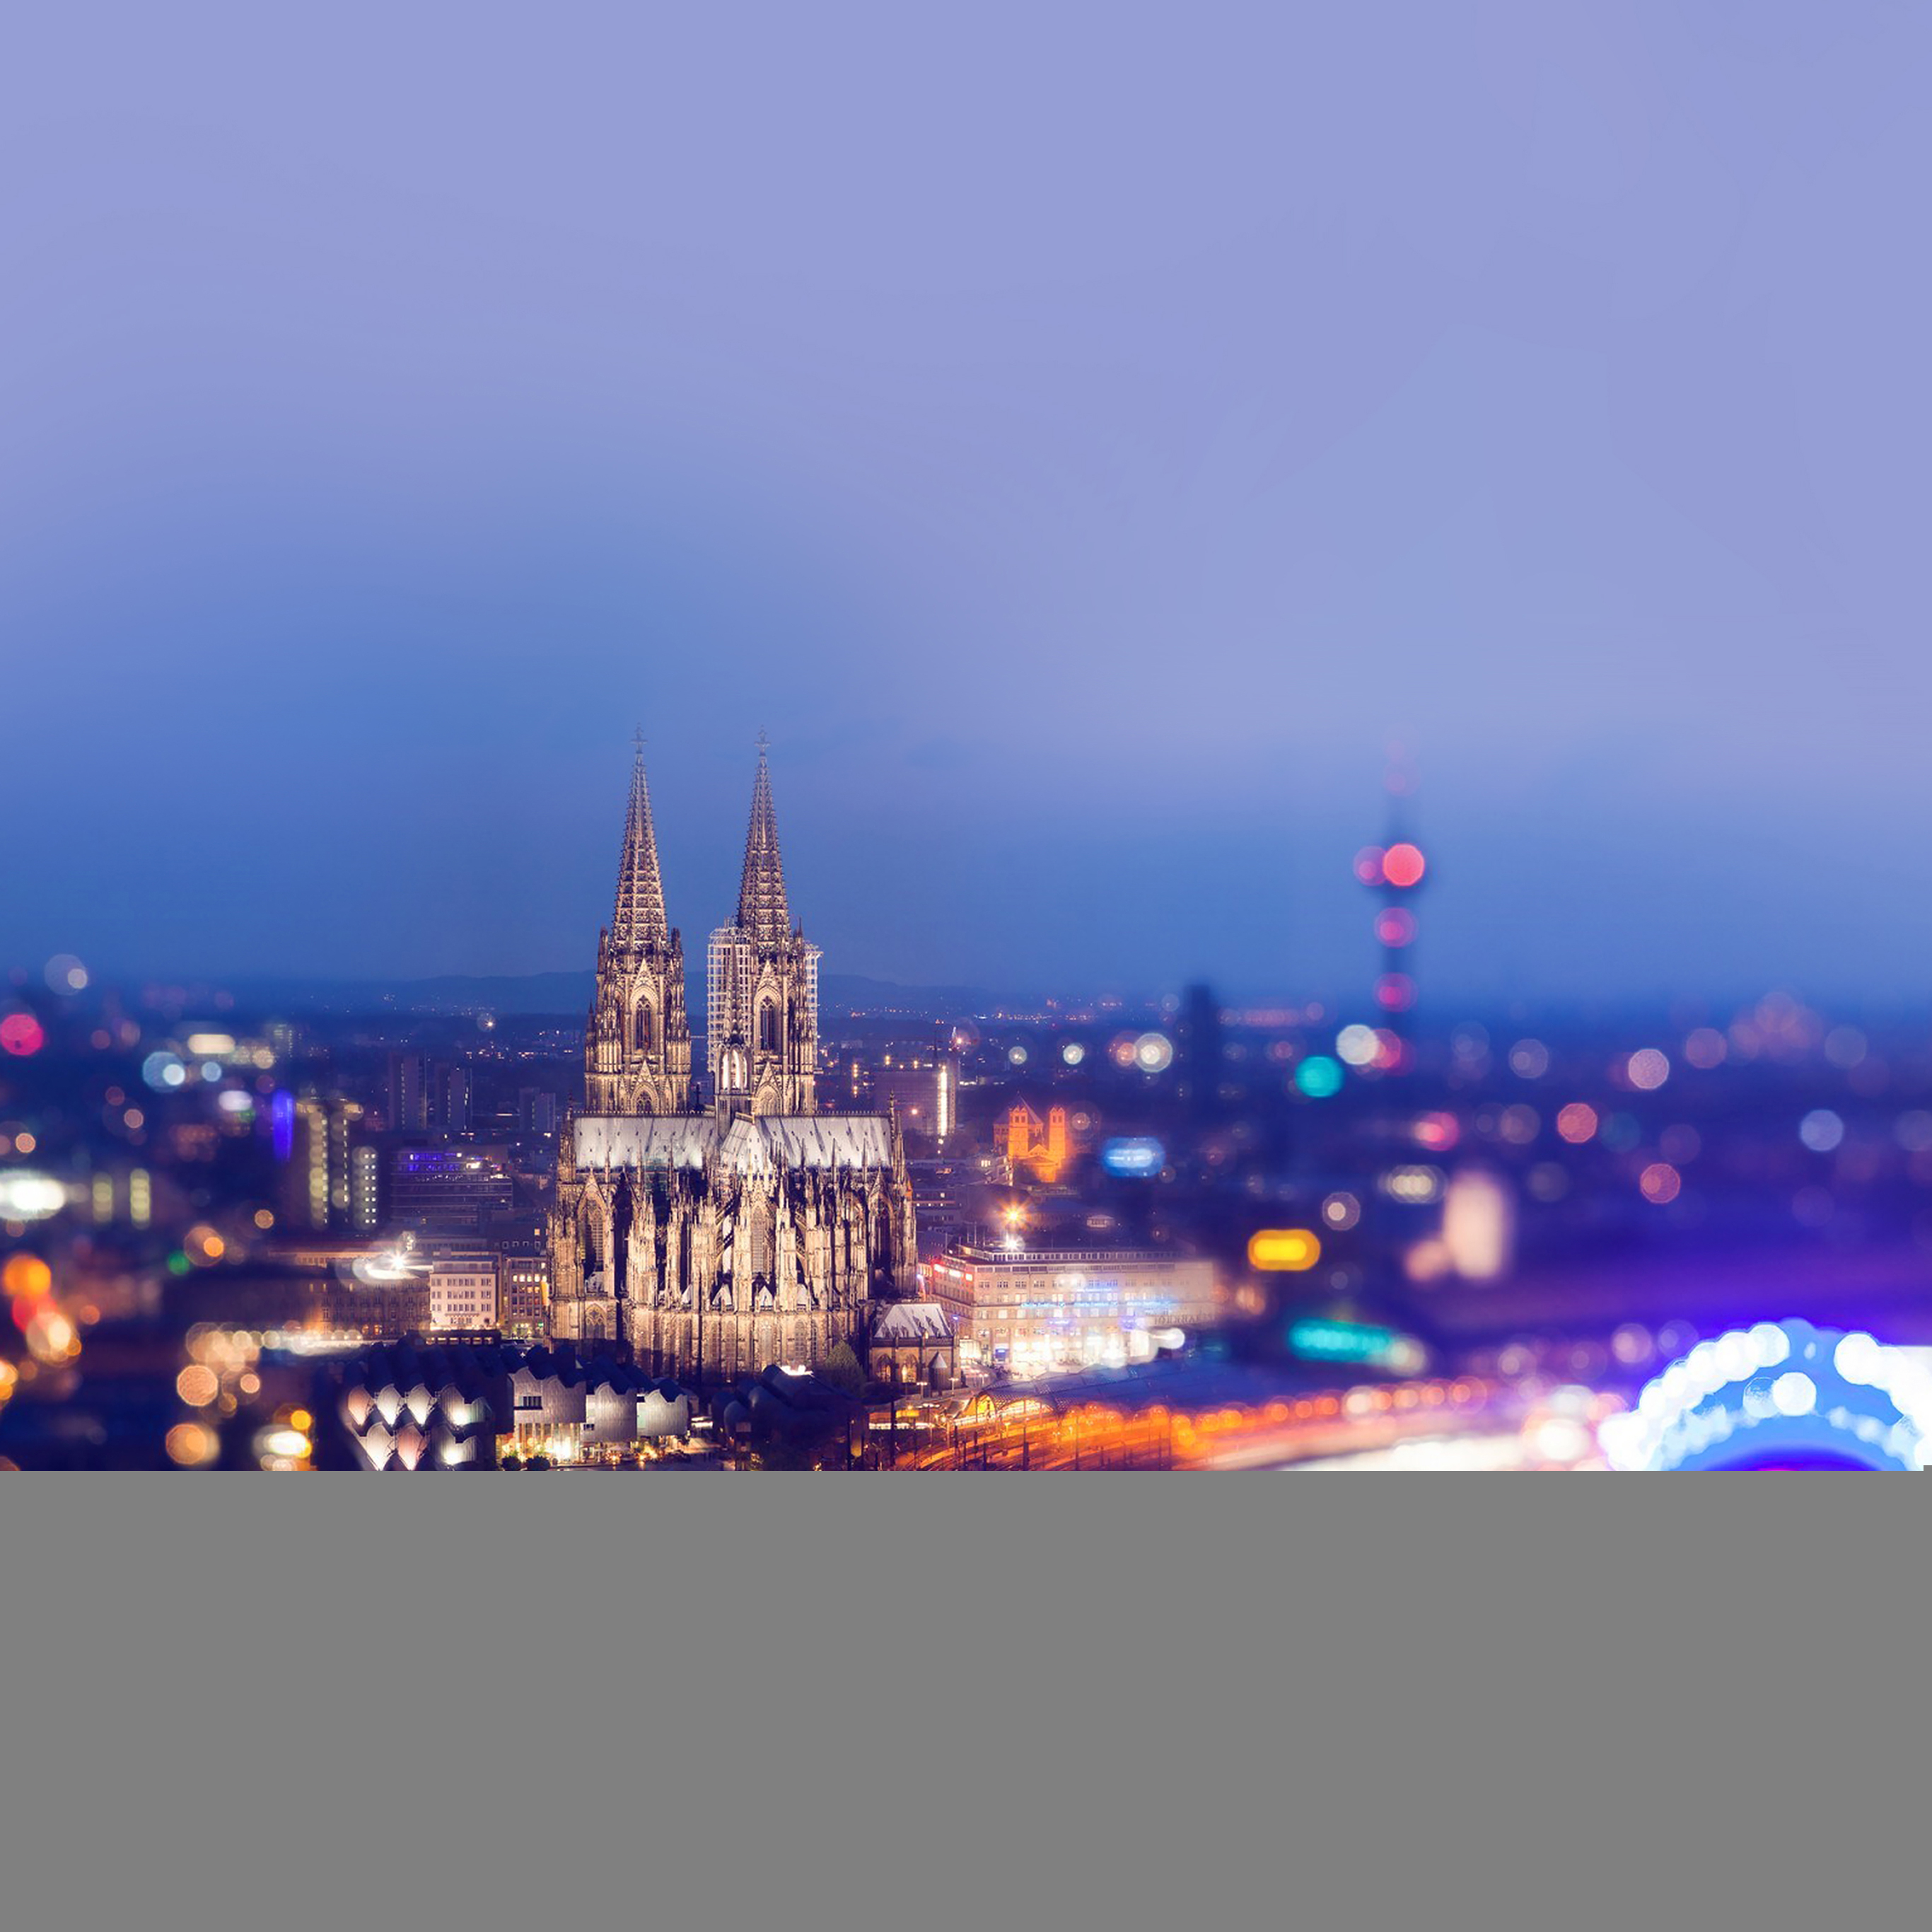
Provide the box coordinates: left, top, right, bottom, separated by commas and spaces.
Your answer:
547, 735, 926, 1385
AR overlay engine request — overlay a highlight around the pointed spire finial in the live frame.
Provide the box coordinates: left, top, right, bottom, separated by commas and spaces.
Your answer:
612, 735, 670, 950
736, 736, 791, 947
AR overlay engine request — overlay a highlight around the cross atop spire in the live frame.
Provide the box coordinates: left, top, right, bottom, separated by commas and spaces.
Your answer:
612, 736, 670, 949
736, 735, 791, 947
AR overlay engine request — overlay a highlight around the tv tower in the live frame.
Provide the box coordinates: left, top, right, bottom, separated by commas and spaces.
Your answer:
1352, 747, 1426, 1074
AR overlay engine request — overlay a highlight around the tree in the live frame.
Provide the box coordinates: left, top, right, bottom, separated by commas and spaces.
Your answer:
821, 1339, 866, 1399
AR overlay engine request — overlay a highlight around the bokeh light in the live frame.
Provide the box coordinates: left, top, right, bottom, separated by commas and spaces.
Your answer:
1626, 1048, 1670, 1090
1295, 1055, 1343, 1098
1133, 1032, 1174, 1073
44, 954, 88, 994
165, 1423, 220, 1467
1682, 1027, 1728, 1069
1375, 973, 1415, 1013
0, 1013, 46, 1057
1639, 1162, 1682, 1204
1335, 1025, 1379, 1068
1381, 843, 1426, 889
1823, 1027, 1867, 1069
1508, 1040, 1549, 1079
2, 1253, 52, 1300
176, 1364, 220, 1407
1247, 1228, 1321, 1272
1321, 1192, 1361, 1230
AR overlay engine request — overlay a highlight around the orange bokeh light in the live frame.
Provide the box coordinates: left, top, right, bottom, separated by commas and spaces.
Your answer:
165, 1423, 219, 1467
176, 1364, 220, 1407
2, 1253, 52, 1300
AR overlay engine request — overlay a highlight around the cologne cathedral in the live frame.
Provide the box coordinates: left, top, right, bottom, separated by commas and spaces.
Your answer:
547, 736, 925, 1385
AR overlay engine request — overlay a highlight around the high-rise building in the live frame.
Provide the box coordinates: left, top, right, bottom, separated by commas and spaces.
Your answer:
279, 1095, 363, 1231
868, 1054, 959, 1144
1176, 983, 1223, 1120
280, 1098, 329, 1230
349, 1144, 381, 1233
388, 1052, 430, 1134
549, 737, 929, 1383
443, 1065, 472, 1137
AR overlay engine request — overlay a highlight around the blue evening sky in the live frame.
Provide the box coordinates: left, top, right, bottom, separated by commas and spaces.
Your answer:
2, 4, 1924, 1005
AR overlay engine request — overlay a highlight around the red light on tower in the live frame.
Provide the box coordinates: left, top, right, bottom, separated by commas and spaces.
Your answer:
1373, 1030, 1409, 1072
1376, 972, 1416, 1013
1358, 752, 1427, 1073
1383, 842, 1426, 889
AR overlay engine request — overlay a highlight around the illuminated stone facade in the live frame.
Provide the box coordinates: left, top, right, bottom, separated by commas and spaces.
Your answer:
584, 735, 692, 1116
548, 740, 926, 1384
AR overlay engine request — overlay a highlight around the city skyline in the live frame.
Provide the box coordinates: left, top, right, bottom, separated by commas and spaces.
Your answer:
20, 724, 1929, 1016
8, 35, 1923, 1932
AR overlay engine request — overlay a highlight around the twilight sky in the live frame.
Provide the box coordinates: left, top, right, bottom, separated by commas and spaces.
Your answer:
2, 4, 1926, 1006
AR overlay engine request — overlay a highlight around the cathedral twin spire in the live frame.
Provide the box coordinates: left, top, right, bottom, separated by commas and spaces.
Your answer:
611, 728, 791, 954
586, 729, 690, 1116
596, 731, 814, 1118
735, 731, 792, 949
611, 728, 671, 952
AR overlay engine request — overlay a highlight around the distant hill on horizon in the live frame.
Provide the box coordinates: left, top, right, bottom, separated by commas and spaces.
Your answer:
219, 967, 1008, 1019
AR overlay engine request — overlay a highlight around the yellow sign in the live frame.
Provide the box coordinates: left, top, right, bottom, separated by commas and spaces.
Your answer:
1247, 1228, 1322, 1272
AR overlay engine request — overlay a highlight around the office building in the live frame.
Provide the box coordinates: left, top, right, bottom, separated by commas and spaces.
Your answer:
389, 1148, 514, 1238
496, 1247, 551, 1342
429, 1247, 498, 1332
927, 1243, 1221, 1377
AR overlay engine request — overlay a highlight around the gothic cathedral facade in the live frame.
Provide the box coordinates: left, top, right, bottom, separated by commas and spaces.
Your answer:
547, 737, 925, 1385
